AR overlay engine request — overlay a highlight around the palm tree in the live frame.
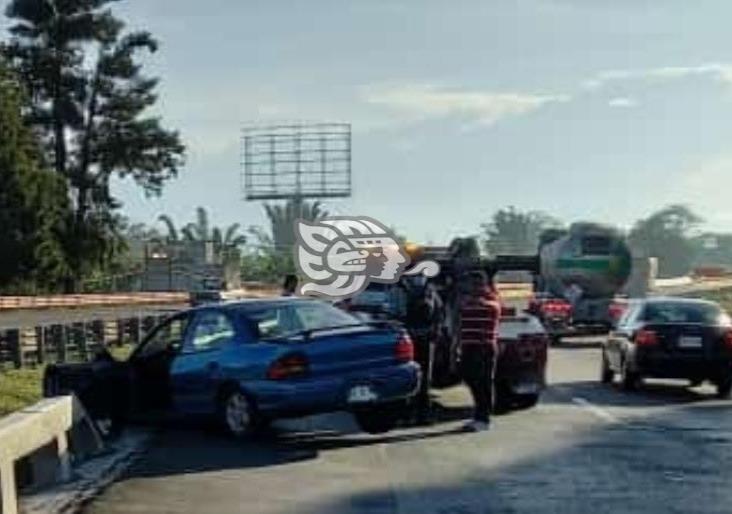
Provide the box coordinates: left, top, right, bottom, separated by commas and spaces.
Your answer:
156, 207, 247, 257
157, 214, 180, 243
264, 198, 329, 252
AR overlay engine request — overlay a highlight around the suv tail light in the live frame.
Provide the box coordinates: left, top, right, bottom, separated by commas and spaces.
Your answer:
395, 332, 414, 363
608, 301, 627, 321
636, 329, 658, 347
267, 354, 309, 380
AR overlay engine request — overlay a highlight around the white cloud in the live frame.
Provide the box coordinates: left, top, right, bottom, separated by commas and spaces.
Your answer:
361, 84, 570, 126
582, 63, 732, 90
607, 97, 638, 108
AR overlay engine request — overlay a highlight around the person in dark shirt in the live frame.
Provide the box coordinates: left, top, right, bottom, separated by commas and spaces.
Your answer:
400, 276, 443, 425
458, 270, 501, 432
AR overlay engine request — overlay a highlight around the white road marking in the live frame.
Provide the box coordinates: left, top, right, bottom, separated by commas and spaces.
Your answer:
572, 396, 619, 423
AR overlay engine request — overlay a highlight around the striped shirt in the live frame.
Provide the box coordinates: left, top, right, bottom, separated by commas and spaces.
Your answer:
459, 289, 501, 350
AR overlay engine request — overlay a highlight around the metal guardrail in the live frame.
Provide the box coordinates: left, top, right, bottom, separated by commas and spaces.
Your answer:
0, 396, 103, 514
0, 292, 188, 311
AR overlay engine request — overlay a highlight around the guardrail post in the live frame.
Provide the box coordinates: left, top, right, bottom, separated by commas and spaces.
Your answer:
91, 320, 105, 352
115, 319, 125, 347
75, 323, 88, 362
0, 459, 18, 514
53, 325, 67, 363
7, 330, 22, 370
35, 327, 45, 365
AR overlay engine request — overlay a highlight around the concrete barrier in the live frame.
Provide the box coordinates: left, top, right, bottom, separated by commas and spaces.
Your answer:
0, 396, 103, 514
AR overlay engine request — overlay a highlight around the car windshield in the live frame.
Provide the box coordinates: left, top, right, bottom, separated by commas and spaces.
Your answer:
236, 301, 365, 340
642, 302, 727, 325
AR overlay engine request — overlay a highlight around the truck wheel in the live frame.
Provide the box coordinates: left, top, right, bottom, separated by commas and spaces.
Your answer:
354, 402, 403, 434
600, 351, 614, 384
715, 376, 732, 398
620, 359, 641, 391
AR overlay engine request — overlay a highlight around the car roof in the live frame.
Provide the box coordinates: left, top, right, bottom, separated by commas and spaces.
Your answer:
640, 296, 720, 308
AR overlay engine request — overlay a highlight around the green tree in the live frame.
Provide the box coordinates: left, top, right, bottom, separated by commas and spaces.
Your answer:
481, 207, 562, 256
0, 63, 70, 292
628, 205, 702, 278
264, 198, 329, 252
4, 0, 185, 289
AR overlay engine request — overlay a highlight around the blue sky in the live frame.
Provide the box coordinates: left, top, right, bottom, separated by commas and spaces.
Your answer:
99, 1, 732, 241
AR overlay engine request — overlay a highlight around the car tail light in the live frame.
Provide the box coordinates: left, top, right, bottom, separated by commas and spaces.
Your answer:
635, 329, 658, 346
395, 332, 414, 363
723, 329, 732, 350
267, 354, 309, 380
543, 300, 571, 316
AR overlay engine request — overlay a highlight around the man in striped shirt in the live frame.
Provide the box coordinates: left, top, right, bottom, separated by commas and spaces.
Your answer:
459, 270, 501, 431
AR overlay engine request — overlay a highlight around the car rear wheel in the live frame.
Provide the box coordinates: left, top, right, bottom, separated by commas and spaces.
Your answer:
354, 401, 403, 434
219, 390, 261, 438
600, 351, 614, 384
715, 376, 732, 398
620, 358, 641, 391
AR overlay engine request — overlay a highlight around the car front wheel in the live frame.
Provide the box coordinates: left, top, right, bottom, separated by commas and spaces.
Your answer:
219, 390, 261, 438
715, 376, 732, 398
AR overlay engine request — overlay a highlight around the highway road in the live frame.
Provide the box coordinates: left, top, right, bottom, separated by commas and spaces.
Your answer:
83, 339, 732, 514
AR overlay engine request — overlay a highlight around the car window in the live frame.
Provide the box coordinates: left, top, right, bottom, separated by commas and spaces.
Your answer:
641, 302, 724, 324
238, 301, 362, 340
136, 315, 190, 359
188, 311, 235, 351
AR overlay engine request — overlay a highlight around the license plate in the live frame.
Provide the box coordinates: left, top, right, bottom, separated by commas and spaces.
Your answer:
678, 336, 703, 348
347, 385, 378, 404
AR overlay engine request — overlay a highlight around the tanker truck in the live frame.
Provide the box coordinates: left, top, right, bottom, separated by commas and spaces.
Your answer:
529, 223, 632, 342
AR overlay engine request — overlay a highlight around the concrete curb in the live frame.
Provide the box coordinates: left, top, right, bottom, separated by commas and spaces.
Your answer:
19, 429, 151, 514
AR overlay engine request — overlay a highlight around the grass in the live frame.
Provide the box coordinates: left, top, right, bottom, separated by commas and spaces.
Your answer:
0, 367, 45, 418
0, 344, 135, 419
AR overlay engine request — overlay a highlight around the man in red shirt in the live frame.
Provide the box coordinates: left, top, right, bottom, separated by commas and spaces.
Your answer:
459, 270, 501, 431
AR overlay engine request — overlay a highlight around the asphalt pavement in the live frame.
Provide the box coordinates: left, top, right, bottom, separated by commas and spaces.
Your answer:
83, 338, 732, 514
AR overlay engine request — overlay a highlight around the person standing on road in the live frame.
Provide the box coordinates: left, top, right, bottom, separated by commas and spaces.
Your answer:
401, 276, 443, 425
458, 270, 501, 432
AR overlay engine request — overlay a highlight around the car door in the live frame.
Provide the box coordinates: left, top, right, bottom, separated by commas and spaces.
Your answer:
129, 313, 191, 414
170, 309, 237, 415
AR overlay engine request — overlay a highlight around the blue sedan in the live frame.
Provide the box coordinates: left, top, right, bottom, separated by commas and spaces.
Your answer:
44, 298, 421, 436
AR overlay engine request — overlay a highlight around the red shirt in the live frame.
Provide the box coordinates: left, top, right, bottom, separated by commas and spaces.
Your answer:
459, 288, 501, 350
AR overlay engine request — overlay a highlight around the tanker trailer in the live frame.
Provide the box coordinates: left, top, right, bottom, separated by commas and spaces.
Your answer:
535, 223, 632, 341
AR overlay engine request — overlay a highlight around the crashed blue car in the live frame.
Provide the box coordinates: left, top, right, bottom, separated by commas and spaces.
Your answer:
44, 298, 421, 435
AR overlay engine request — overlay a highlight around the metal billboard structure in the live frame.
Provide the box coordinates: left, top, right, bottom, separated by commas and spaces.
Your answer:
241, 123, 352, 201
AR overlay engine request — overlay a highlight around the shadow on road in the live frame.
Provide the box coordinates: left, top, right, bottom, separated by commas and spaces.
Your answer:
305, 401, 732, 514
123, 418, 466, 481
547, 378, 719, 409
